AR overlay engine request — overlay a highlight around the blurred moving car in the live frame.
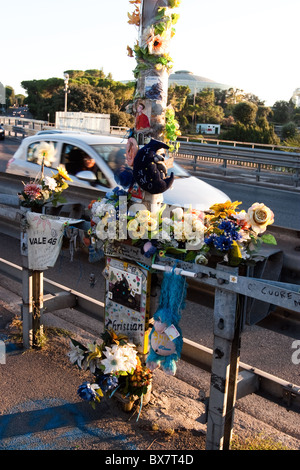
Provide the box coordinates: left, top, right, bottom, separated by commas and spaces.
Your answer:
5, 132, 230, 210
0, 124, 5, 140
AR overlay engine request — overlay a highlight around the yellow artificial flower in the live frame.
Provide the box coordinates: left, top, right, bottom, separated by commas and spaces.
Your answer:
136, 210, 151, 223
128, 219, 147, 239
209, 200, 242, 218
146, 216, 158, 231
57, 165, 73, 181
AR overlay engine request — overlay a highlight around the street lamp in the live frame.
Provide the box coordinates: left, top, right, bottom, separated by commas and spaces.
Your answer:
63, 73, 69, 112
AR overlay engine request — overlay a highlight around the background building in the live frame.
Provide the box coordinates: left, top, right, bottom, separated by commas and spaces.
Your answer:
292, 88, 300, 107
168, 70, 231, 93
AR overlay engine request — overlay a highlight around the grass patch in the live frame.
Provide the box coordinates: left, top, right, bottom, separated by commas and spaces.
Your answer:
231, 434, 290, 450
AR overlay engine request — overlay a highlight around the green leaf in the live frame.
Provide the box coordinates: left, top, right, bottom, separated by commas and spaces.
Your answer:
260, 234, 277, 245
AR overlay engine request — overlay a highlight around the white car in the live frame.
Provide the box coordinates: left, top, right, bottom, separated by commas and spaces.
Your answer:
6, 132, 229, 210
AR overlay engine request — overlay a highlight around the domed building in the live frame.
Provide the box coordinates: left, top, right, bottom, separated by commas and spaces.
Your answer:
292, 88, 300, 107
168, 70, 231, 93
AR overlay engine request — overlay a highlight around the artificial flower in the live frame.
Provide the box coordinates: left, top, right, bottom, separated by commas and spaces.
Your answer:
209, 200, 242, 218
67, 342, 85, 368
127, 218, 147, 239
195, 254, 208, 265
147, 34, 168, 55
246, 203, 274, 234
87, 343, 103, 374
34, 141, 56, 167
22, 183, 42, 200
77, 382, 102, 402
44, 176, 57, 191
171, 207, 183, 221
100, 344, 138, 375
57, 165, 73, 181
136, 210, 151, 223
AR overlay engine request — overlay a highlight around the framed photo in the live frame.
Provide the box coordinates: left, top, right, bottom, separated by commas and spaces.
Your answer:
104, 257, 152, 354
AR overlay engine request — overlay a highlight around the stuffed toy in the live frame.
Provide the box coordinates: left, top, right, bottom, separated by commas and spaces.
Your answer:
146, 267, 187, 376
133, 139, 174, 194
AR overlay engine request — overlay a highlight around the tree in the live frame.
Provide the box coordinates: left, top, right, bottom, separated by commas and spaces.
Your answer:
5, 86, 15, 107
272, 100, 294, 123
21, 71, 136, 123
281, 121, 297, 140
232, 101, 258, 125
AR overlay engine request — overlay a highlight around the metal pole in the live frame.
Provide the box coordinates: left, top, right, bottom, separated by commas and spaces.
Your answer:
64, 73, 69, 113
22, 259, 33, 349
32, 270, 44, 348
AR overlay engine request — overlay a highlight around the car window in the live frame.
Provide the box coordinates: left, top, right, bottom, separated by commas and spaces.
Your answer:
27, 141, 58, 167
61, 143, 110, 187
91, 144, 127, 172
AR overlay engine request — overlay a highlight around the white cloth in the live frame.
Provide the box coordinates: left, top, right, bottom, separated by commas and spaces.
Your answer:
26, 212, 81, 270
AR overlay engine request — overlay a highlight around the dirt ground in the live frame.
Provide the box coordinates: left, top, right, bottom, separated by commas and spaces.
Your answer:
1, 283, 300, 452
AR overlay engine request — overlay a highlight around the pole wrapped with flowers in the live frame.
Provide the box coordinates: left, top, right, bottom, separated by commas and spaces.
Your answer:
127, 0, 181, 148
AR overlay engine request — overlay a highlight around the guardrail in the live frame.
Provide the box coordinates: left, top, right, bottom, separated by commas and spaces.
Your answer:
175, 141, 300, 187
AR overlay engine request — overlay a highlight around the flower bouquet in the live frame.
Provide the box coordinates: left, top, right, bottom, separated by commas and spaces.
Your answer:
18, 165, 72, 211
68, 329, 153, 413
88, 188, 276, 267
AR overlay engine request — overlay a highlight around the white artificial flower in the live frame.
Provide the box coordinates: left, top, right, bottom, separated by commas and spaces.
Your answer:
161, 217, 173, 227
67, 342, 85, 368
44, 176, 57, 191
34, 142, 56, 167
195, 254, 208, 265
160, 229, 171, 241
172, 207, 184, 221
192, 219, 205, 233
100, 344, 138, 375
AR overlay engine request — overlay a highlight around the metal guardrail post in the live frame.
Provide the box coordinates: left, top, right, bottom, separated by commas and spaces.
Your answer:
205, 264, 241, 450
21, 224, 44, 348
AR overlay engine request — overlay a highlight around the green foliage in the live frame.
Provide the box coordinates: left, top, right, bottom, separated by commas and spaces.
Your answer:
233, 101, 258, 125
231, 434, 290, 450
272, 100, 295, 124
283, 132, 300, 150
21, 70, 135, 123
221, 121, 280, 145
281, 121, 297, 140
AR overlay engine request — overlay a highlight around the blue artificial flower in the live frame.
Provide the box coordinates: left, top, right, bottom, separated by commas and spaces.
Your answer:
218, 220, 241, 241
204, 233, 217, 246
96, 374, 118, 393
77, 382, 100, 402
105, 190, 115, 199
112, 186, 128, 197
213, 234, 234, 252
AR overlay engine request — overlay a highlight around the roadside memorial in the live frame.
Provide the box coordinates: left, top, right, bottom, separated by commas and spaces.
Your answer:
14, 0, 300, 450
68, 0, 285, 436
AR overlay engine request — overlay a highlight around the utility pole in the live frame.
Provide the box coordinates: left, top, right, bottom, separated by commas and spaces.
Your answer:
64, 73, 69, 113
129, 0, 181, 144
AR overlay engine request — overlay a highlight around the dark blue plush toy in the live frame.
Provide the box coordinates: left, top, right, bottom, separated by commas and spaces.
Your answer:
133, 139, 174, 194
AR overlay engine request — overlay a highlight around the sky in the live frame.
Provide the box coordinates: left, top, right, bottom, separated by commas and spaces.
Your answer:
1, 0, 299, 106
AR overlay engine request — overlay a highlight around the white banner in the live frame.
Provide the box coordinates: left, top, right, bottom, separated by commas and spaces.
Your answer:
26, 212, 82, 270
